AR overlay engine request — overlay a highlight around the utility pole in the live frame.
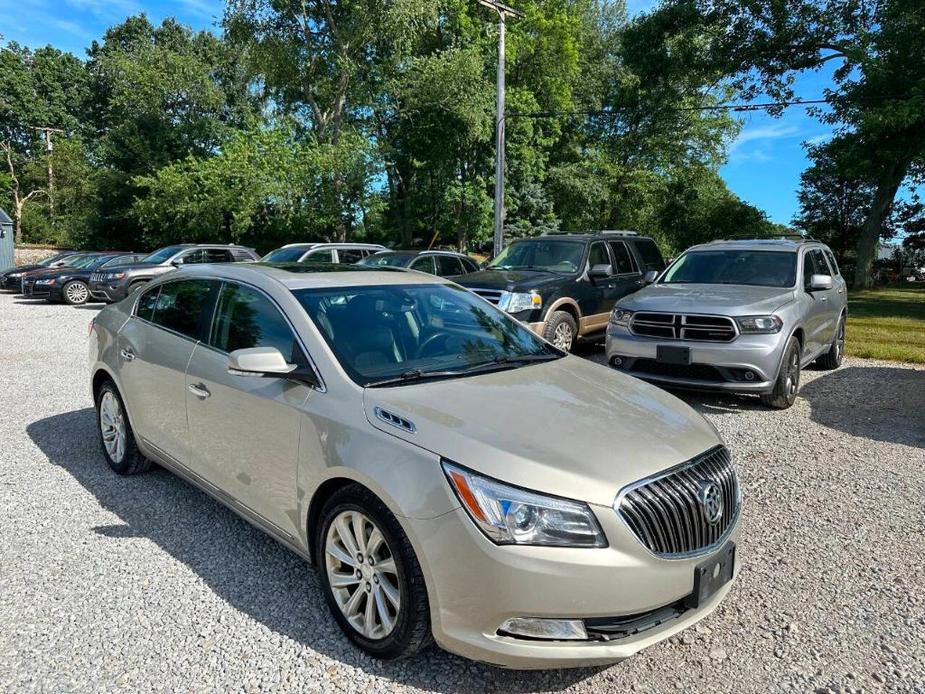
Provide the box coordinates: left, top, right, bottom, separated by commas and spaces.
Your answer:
477, 0, 523, 258
31, 126, 64, 223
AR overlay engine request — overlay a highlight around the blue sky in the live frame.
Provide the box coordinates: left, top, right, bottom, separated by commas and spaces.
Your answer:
1, 0, 837, 226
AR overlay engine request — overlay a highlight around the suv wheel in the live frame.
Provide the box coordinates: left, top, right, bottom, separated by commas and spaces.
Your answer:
127, 280, 148, 296
544, 311, 577, 352
316, 485, 431, 659
816, 316, 845, 370
62, 280, 90, 305
760, 337, 802, 409
96, 380, 152, 475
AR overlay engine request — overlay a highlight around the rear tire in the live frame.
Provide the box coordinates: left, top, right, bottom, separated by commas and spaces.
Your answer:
127, 280, 148, 296
816, 316, 845, 370
760, 337, 802, 410
95, 380, 152, 475
544, 311, 577, 352
315, 485, 431, 660
62, 280, 90, 306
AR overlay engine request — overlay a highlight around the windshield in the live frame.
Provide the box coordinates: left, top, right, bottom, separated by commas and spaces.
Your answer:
141, 245, 185, 264
358, 253, 413, 268
488, 240, 585, 273
262, 246, 311, 263
70, 255, 105, 269
99, 255, 134, 269
39, 254, 65, 267
292, 283, 561, 386
59, 254, 90, 267
662, 250, 797, 288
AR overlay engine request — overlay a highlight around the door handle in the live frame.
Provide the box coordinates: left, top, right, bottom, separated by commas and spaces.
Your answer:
188, 383, 211, 399
820, 296, 828, 302
120, 348, 136, 361
836, 288, 844, 294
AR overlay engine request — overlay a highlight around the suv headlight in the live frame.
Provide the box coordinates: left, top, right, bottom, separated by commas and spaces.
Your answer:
105, 272, 126, 280
610, 307, 634, 326
735, 315, 783, 334
502, 291, 542, 313
442, 461, 607, 547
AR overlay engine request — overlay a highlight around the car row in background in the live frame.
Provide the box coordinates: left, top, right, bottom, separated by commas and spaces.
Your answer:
23, 252, 147, 304
0, 250, 80, 290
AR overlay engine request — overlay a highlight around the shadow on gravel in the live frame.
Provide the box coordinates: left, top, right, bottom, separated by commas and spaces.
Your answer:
800, 366, 925, 448
27, 408, 604, 693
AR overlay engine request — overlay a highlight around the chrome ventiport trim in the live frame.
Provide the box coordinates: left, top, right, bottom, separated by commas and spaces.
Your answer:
374, 407, 416, 434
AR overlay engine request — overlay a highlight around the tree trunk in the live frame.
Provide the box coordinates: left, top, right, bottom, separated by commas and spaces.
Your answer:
14, 198, 23, 245
853, 157, 911, 289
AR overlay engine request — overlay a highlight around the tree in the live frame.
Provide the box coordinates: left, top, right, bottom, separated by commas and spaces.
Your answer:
1, 140, 45, 243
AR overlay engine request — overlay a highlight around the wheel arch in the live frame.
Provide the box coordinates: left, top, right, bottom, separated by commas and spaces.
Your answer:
544, 297, 580, 324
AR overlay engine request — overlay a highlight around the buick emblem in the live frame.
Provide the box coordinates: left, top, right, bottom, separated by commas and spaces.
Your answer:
697, 480, 723, 525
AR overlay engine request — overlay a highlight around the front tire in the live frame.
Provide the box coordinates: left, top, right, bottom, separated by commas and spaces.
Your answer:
544, 310, 577, 352
96, 380, 152, 475
62, 280, 90, 305
761, 337, 802, 409
816, 316, 845, 370
315, 485, 431, 660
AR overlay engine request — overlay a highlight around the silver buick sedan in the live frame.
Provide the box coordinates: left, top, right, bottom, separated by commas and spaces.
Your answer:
88, 262, 741, 669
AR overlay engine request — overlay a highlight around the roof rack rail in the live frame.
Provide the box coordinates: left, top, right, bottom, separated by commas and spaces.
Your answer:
540, 229, 640, 237
712, 233, 819, 243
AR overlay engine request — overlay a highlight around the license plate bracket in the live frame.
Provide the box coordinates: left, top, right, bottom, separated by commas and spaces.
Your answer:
686, 542, 735, 609
656, 345, 691, 365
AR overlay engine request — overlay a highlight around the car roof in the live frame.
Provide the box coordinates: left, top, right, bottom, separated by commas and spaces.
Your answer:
280, 242, 386, 249
176, 262, 450, 290
530, 231, 649, 242
690, 239, 827, 253
372, 249, 467, 257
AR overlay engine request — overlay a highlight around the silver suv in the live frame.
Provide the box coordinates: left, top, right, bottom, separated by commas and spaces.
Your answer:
89, 263, 740, 668
606, 238, 848, 409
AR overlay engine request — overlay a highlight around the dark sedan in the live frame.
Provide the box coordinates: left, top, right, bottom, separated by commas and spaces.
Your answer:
0, 251, 80, 291
22, 253, 145, 305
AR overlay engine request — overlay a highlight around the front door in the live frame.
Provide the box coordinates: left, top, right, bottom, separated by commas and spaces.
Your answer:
116, 279, 215, 463
184, 281, 312, 536
582, 241, 621, 333
800, 249, 835, 359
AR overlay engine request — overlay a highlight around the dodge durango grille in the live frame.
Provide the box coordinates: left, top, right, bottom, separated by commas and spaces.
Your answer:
630, 312, 737, 342
616, 446, 740, 558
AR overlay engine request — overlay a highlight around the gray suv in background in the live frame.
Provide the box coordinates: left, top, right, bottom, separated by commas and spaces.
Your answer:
88, 244, 259, 302
606, 238, 848, 408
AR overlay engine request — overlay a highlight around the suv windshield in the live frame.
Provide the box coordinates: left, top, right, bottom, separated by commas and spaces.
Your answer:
358, 253, 414, 268
142, 246, 186, 264
662, 250, 797, 288
263, 246, 311, 263
293, 283, 561, 386
488, 240, 585, 273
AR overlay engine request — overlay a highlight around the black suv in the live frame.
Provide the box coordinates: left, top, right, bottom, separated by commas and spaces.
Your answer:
88, 244, 259, 303
455, 231, 665, 352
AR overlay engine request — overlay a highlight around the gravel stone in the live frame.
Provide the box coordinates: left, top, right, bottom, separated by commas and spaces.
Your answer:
1, 295, 924, 692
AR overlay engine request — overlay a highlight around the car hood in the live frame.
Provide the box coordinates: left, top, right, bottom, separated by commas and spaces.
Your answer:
362, 356, 721, 507
619, 283, 796, 315
27, 267, 93, 280
2, 264, 42, 278
455, 268, 573, 292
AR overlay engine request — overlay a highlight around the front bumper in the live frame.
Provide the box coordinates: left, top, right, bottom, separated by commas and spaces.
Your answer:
605, 324, 786, 394
0, 275, 24, 291
22, 281, 62, 299
407, 502, 740, 669
89, 279, 128, 303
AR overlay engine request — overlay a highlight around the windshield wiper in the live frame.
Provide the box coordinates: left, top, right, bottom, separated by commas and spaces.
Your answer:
365, 353, 561, 388
366, 368, 472, 388
460, 352, 562, 374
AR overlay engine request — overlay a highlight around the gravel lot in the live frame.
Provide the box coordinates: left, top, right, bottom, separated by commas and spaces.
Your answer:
1, 291, 923, 693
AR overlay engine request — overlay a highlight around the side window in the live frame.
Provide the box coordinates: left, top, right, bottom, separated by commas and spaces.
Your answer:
824, 249, 840, 276
461, 257, 480, 273
305, 249, 335, 264
802, 251, 818, 288
177, 249, 204, 265
634, 239, 666, 271
337, 248, 365, 264
136, 285, 160, 321
588, 242, 610, 271
411, 256, 436, 274
435, 255, 465, 276
210, 283, 304, 364
150, 280, 213, 339
203, 248, 233, 263
812, 249, 832, 277
608, 241, 638, 274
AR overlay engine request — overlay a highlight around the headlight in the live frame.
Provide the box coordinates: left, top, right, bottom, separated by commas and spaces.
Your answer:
442, 461, 607, 547
502, 291, 542, 313
735, 315, 783, 334
35, 278, 57, 285
610, 307, 634, 326
105, 272, 126, 280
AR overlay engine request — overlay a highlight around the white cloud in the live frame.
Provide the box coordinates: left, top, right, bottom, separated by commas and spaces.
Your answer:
731, 123, 801, 150
178, 0, 224, 21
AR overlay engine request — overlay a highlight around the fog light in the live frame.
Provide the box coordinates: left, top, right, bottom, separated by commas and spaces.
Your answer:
499, 617, 588, 641
611, 356, 623, 368
744, 371, 755, 381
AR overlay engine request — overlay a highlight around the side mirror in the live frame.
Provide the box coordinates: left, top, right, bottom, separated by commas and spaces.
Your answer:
809, 274, 833, 291
227, 346, 320, 388
643, 270, 659, 284
589, 263, 613, 278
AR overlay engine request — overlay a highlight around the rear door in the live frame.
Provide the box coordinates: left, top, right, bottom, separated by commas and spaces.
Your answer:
434, 255, 466, 277
608, 240, 647, 301
335, 247, 366, 264
410, 255, 437, 274
202, 248, 234, 264
116, 279, 216, 463
630, 238, 667, 274
184, 281, 314, 534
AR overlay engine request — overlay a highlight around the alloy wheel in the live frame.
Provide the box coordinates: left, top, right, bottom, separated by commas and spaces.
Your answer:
785, 349, 800, 398
553, 323, 574, 351
66, 282, 89, 304
99, 391, 127, 463
325, 511, 401, 640
835, 321, 845, 361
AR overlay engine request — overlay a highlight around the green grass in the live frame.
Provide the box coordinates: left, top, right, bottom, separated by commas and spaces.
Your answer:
847, 283, 925, 364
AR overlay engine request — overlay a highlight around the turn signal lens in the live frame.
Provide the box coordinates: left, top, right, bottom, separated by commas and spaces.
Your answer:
499, 617, 588, 641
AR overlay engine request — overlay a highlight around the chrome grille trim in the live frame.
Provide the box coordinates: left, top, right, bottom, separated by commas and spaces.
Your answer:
469, 288, 504, 306
614, 446, 740, 559
630, 312, 737, 342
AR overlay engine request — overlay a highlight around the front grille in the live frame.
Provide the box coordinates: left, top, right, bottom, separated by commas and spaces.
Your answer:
629, 359, 725, 382
469, 287, 504, 306
630, 312, 737, 342
616, 446, 739, 558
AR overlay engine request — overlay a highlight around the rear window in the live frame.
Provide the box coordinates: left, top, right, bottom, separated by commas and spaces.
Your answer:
633, 239, 665, 271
